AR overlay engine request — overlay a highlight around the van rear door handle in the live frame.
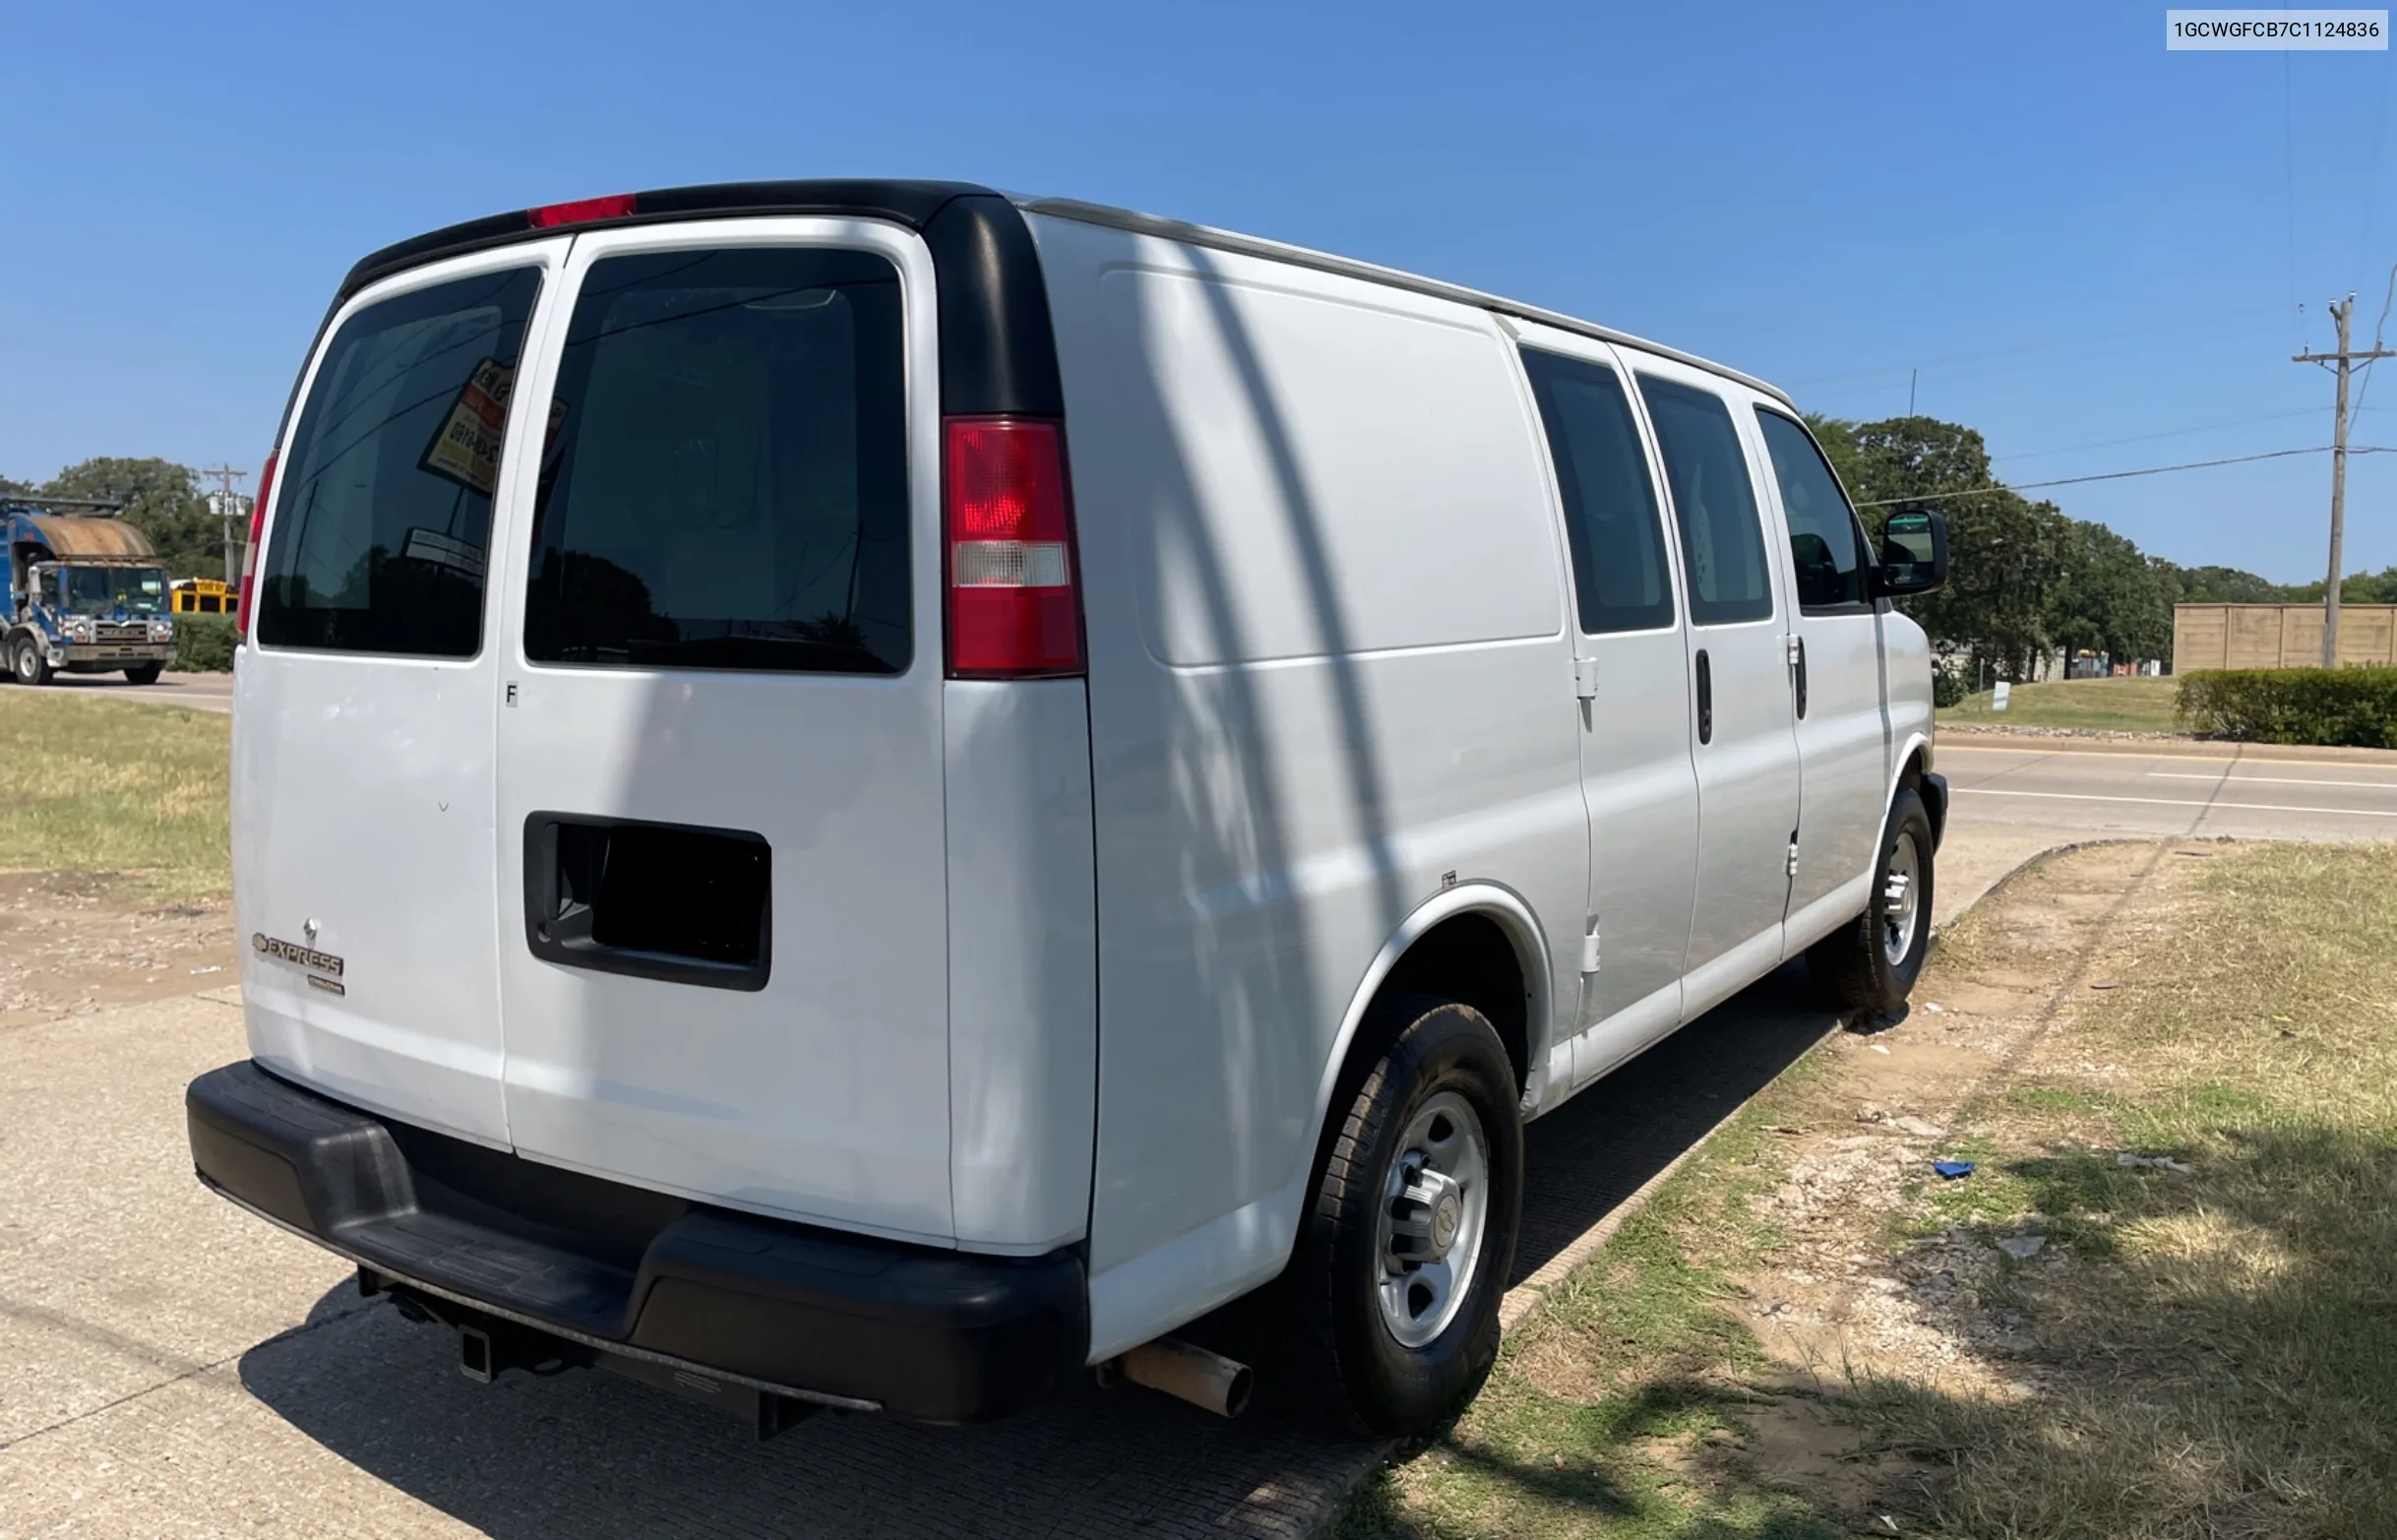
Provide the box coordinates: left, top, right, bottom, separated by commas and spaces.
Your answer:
1694, 648, 1713, 745
1791, 635, 1808, 719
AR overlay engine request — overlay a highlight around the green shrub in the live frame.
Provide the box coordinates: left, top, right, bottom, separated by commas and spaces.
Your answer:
1932, 664, 1970, 708
172, 614, 236, 673
2177, 666, 2397, 748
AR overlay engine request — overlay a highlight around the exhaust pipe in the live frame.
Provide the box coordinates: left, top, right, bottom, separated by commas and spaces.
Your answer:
1106, 1337, 1253, 1418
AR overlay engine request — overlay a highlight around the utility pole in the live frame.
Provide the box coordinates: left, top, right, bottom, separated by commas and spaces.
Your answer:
2293, 295, 2395, 667
199, 464, 248, 586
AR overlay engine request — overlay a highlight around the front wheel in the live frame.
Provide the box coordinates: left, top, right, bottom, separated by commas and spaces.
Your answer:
1288, 994, 1523, 1434
123, 663, 163, 686
1809, 786, 1936, 1013
11, 637, 50, 687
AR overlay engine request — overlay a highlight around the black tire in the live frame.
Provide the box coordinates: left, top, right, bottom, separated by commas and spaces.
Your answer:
1289, 993, 1523, 1435
12, 636, 49, 687
123, 663, 163, 686
1809, 786, 1936, 1013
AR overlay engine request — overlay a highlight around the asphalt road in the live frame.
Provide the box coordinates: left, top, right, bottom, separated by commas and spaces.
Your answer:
1940, 740, 2397, 843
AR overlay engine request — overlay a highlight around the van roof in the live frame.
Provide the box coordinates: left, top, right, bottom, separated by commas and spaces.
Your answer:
338, 179, 1794, 410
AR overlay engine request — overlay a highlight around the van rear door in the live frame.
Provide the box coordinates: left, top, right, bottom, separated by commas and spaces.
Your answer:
237, 241, 570, 1145
487, 219, 956, 1242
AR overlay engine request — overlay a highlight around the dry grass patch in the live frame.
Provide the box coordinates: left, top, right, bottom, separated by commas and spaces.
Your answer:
0, 690, 230, 899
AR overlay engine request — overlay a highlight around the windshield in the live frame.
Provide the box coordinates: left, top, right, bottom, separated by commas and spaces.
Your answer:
55, 566, 168, 616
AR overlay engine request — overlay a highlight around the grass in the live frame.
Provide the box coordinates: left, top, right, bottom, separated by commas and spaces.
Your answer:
0, 690, 231, 898
1850, 842, 2397, 1539
1334, 1056, 1856, 1539
1937, 674, 2186, 733
1340, 840, 2397, 1539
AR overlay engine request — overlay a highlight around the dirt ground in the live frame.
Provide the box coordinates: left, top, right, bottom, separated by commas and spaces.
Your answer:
1682, 840, 2235, 1512
0, 873, 237, 1032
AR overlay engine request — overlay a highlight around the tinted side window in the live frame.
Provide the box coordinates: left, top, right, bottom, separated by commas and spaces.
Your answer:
1636, 376, 1774, 626
1521, 348, 1675, 634
258, 269, 541, 656
524, 247, 909, 674
1756, 409, 1872, 611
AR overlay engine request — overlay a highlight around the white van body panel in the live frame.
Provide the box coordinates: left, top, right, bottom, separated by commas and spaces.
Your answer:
235, 237, 573, 1149
1029, 213, 1587, 1343
942, 677, 1098, 1254
487, 217, 958, 1244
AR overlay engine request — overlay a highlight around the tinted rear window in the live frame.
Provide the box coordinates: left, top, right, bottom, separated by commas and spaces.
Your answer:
257, 269, 541, 656
522, 247, 910, 674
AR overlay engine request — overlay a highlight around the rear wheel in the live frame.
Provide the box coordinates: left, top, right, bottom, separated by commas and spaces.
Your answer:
123, 663, 163, 686
1809, 786, 1935, 1013
11, 637, 49, 687
1289, 994, 1522, 1434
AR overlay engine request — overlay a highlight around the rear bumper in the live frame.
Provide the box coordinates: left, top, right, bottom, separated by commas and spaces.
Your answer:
186, 1060, 1087, 1424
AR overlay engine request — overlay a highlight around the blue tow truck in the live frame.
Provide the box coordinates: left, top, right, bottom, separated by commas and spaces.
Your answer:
4, 501, 179, 686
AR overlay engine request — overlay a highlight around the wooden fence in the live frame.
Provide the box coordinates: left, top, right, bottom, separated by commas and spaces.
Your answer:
2173, 604, 2397, 671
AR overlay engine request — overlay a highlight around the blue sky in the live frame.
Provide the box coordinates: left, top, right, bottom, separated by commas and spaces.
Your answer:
5, 0, 2395, 583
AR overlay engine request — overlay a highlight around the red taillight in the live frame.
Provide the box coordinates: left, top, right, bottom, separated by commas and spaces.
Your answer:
528, 193, 638, 229
234, 450, 275, 642
945, 417, 1082, 678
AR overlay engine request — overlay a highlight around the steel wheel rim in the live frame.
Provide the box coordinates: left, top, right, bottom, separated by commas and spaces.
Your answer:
1881, 830, 1923, 969
1375, 1089, 1491, 1349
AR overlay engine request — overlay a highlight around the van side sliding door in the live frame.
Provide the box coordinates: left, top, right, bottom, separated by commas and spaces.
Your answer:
1629, 362, 1802, 1020
1511, 331, 1697, 1086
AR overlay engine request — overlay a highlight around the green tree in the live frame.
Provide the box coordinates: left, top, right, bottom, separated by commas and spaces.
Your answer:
1820, 415, 2069, 680
36, 458, 228, 579
2049, 519, 2172, 665
2283, 564, 2397, 604
2151, 560, 2292, 606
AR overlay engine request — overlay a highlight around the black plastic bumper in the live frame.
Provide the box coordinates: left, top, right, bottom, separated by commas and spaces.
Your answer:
1922, 771, 1950, 851
186, 1060, 1087, 1424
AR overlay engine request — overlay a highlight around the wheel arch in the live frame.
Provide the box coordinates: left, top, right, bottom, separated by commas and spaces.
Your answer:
1301, 886, 1553, 1180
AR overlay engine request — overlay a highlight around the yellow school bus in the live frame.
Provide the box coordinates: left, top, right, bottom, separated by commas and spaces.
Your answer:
169, 578, 233, 615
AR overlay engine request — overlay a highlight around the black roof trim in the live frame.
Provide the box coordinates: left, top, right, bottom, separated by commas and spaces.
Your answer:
337, 179, 998, 303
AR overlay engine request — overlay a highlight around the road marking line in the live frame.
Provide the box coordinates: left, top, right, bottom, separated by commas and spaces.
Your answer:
2147, 771, 2397, 790
1953, 787, 2397, 818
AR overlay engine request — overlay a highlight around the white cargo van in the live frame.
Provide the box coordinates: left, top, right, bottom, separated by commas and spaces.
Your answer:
188, 180, 1949, 1436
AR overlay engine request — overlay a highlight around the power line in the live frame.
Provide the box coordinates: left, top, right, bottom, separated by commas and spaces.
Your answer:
1851, 444, 2360, 507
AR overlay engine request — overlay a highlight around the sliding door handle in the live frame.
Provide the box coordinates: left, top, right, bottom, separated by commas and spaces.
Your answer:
1792, 635, 1809, 719
1695, 648, 1713, 745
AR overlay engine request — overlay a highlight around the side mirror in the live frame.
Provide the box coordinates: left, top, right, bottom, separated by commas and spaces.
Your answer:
1875, 508, 1948, 597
